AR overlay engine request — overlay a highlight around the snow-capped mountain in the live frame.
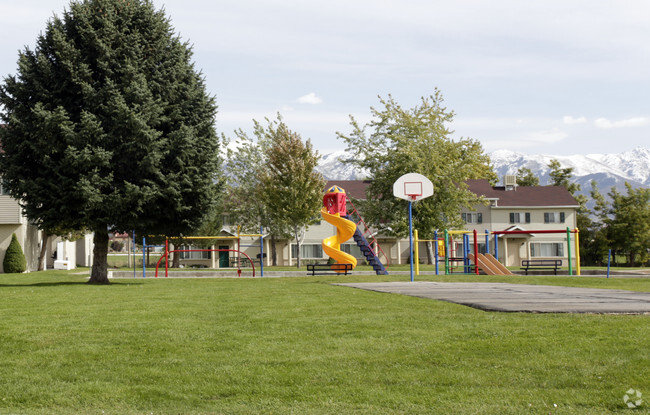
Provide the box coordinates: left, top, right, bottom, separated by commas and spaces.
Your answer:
316, 150, 369, 180
317, 146, 650, 197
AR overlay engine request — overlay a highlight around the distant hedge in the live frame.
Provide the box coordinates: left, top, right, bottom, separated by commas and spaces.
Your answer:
3, 233, 27, 273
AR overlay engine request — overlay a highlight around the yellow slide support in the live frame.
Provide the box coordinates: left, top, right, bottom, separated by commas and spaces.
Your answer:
320, 207, 357, 270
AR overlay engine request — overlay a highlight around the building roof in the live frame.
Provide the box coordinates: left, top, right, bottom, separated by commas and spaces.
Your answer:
325, 179, 579, 208
324, 180, 371, 200
465, 179, 579, 207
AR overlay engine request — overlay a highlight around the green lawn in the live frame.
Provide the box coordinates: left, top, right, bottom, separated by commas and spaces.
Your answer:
0, 271, 648, 414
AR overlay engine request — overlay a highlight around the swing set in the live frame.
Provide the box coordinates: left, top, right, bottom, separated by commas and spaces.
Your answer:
131, 229, 265, 278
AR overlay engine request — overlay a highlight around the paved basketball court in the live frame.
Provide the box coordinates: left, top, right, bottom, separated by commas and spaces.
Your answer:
336, 282, 650, 314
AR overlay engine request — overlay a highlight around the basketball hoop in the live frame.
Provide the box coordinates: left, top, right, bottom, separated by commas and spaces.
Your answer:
393, 173, 433, 202
393, 173, 434, 283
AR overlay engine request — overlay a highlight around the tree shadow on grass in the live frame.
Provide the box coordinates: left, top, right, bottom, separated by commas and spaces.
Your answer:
0, 281, 144, 287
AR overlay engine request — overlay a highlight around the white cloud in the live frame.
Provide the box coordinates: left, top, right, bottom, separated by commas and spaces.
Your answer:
594, 117, 649, 129
563, 116, 587, 125
297, 93, 323, 105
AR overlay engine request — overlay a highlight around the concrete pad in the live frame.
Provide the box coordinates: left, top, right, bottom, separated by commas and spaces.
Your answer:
335, 282, 650, 314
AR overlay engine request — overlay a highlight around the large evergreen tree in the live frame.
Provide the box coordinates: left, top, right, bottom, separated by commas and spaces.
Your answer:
338, 91, 497, 263
0, 0, 220, 283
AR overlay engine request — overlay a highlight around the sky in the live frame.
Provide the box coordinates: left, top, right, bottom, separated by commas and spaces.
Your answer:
1, 0, 649, 156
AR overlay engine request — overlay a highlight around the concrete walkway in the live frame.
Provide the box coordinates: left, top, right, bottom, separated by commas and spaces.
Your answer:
336, 282, 650, 314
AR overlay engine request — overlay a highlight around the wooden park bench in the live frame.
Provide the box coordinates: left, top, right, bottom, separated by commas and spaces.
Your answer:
521, 259, 562, 275
307, 263, 353, 276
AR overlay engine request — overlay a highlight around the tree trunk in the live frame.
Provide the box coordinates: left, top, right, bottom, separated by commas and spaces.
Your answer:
425, 240, 435, 265
271, 234, 277, 266
38, 231, 50, 271
294, 226, 301, 269
88, 229, 110, 284
173, 250, 180, 268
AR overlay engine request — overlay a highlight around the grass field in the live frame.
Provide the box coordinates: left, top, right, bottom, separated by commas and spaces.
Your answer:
0, 271, 648, 414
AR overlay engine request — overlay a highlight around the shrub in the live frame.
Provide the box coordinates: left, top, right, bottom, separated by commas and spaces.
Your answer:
3, 233, 27, 273
110, 240, 124, 252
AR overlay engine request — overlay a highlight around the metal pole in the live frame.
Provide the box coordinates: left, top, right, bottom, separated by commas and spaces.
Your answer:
142, 237, 146, 278
409, 200, 414, 282
566, 227, 573, 276
494, 233, 499, 260
461, 233, 466, 273
607, 249, 611, 278
260, 226, 264, 277
165, 238, 168, 278
574, 228, 581, 276
474, 229, 479, 275
434, 230, 439, 275
414, 229, 419, 276
444, 229, 449, 275
133, 231, 136, 279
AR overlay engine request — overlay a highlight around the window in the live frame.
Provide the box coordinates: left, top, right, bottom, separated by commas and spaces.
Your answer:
544, 212, 565, 224
291, 244, 323, 259
179, 245, 211, 260
341, 244, 364, 259
509, 212, 530, 224
530, 242, 564, 257
0, 178, 9, 195
462, 212, 482, 224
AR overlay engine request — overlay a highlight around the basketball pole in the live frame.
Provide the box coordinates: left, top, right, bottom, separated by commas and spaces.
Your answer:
409, 198, 414, 282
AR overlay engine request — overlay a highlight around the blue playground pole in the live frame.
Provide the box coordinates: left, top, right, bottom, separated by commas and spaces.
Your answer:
409, 200, 414, 282
607, 249, 611, 279
494, 233, 499, 260
434, 230, 439, 275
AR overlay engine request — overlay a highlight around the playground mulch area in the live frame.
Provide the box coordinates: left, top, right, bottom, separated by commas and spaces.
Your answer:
336, 281, 650, 314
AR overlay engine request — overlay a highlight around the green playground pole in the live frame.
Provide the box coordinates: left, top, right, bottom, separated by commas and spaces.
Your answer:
444, 229, 449, 275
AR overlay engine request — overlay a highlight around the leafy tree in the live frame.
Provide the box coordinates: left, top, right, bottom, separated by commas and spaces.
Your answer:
258, 118, 325, 268
608, 183, 650, 266
582, 180, 610, 265
224, 120, 291, 265
3, 233, 27, 274
547, 159, 589, 235
338, 91, 497, 263
0, 0, 220, 283
516, 167, 539, 187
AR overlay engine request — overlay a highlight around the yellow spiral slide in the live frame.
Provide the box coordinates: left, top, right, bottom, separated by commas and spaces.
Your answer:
320, 207, 357, 270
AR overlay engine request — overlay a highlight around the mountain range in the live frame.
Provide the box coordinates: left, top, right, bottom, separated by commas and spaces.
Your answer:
316, 146, 650, 199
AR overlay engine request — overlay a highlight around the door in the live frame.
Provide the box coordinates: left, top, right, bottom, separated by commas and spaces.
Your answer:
219, 245, 229, 268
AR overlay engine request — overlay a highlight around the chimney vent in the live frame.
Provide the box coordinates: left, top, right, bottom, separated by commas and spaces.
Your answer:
504, 175, 518, 191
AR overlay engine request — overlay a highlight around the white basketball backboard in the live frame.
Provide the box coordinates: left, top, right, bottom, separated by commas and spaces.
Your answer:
393, 173, 434, 201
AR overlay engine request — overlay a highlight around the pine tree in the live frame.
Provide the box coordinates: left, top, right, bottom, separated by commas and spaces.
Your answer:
516, 167, 540, 186
3, 233, 27, 274
0, 0, 220, 283
608, 184, 650, 266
